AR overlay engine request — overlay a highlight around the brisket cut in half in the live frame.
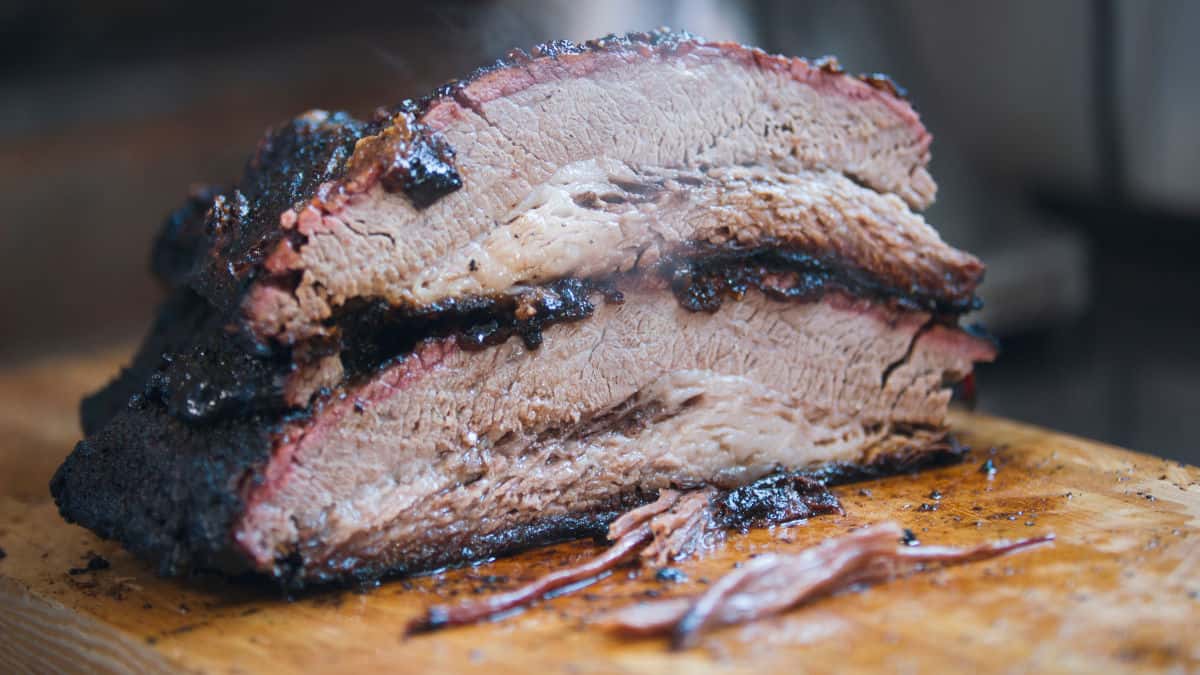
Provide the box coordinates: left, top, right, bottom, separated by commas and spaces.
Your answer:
52, 30, 995, 587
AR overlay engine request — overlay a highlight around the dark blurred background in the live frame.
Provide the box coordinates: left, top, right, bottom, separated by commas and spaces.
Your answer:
1, 0, 1197, 462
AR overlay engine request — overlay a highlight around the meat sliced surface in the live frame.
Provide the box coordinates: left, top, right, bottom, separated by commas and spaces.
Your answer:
241, 288, 989, 581
249, 162, 976, 343
52, 30, 996, 586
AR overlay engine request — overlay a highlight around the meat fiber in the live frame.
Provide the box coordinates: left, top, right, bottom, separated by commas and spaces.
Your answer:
52, 30, 996, 586
598, 522, 1053, 648
407, 476, 843, 633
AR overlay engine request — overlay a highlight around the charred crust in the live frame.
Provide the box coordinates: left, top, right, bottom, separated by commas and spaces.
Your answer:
52, 402, 276, 578
151, 184, 224, 289
328, 110, 462, 211
84, 289, 292, 430
664, 241, 982, 316
81, 289, 224, 435
182, 111, 378, 314
326, 277, 611, 388
142, 332, 292, 426
716, 474, 844, 530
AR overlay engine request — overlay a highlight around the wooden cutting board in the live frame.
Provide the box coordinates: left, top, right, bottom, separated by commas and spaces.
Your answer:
0, 351, 1197, 674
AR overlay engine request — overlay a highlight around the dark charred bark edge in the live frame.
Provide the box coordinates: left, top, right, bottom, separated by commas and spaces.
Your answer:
664, 241, 981, 317
52, 402, 277, 579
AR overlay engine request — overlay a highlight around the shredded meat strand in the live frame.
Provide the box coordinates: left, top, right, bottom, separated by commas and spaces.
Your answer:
597, 522, 1054, 648
407, 489, 686, 634
642, 488, 721, 566
405, 522, 653, 634
406, 476, 844, 635
608, 489, 681, 539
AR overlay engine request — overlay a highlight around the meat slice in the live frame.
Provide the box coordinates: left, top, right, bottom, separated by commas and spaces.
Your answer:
236, 289, 990, 582
52, 30, 996, 586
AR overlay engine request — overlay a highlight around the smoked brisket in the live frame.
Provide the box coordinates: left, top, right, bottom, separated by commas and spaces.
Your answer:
53, 30, 995, 586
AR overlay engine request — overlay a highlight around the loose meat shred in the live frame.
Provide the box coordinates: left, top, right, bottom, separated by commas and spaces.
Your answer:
406, 489, 684, 634
407, 474, 843, 633
406, 523, 654, 634
641, 489, 723, 567
608, 489, 681, 539
598, 522, 1054, 648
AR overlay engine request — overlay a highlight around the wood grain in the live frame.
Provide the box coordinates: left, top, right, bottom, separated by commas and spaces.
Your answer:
0, 352, 1197, 673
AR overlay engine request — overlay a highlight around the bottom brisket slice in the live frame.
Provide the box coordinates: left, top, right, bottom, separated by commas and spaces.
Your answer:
242, 286, 988, 583
82, 280, 981, 585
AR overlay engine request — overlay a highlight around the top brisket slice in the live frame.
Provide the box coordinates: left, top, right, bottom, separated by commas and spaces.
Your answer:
53, 30, 995, 587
